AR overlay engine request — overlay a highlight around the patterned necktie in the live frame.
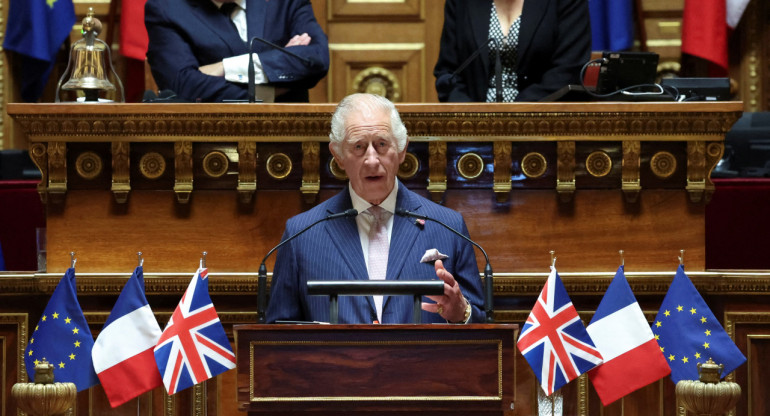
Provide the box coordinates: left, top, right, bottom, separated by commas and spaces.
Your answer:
367, 205, 390, 322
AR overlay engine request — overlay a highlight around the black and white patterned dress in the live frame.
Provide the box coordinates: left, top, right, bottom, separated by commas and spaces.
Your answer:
486, 3, 521, 102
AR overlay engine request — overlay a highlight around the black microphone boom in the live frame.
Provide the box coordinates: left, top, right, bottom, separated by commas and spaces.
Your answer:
395, 208, 494, 323
257, 208, 358, 323
248, 36, 320, 103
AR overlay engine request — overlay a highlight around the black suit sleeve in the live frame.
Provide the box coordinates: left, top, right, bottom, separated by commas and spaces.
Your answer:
433, 0, 474, 102
517, 0, 591, 101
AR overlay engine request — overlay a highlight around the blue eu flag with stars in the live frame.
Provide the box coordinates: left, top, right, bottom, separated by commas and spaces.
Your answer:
24, 268, 99, 391
2, 0, 75, 102
652, 265, 746, 384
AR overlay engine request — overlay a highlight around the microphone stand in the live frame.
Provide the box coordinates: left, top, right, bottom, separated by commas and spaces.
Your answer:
257, 208, 358, 323
395, 209, 495, 323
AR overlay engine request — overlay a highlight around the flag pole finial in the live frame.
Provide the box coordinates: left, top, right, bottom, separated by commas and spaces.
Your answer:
550, 250, 556, 268
619, 249, 625, 267
200, 252, 207, 269
137, 252, 144, 267
678, 249, 685, 266
70, 252, 76, 269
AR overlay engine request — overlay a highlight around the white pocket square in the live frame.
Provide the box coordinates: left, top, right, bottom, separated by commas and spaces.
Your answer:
420, 248, 448, 263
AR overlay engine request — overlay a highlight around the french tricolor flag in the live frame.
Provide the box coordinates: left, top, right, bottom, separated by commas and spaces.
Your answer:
587, 266, 670, 406
92, 266, 163, 407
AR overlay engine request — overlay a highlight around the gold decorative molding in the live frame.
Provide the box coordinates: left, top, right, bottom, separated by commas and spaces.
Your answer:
139, 151, 166, 179
48, 142, 67, 204
29, 143, 49, 203
493, 142, 512, 202
75, 151, 103, 180
427, 141, 447, 202
300, 142, 320, 204
556, 141, 575, 202
329, 157, 347, 181
704, 142, 724, 203
585, 151, 611, 177
457, 152, 484, 180
521, 152, 546, 179
266, 153, 292, 180
111, 141, 130, 203
397, 152, 419, 180
202, 151, 229, 178
237, 141, 257, 203
352, 66, 401, 102
622, 141, 641, 203
650, 150, 677, 179
686, 141, 706, 203
174, 141, 193, 204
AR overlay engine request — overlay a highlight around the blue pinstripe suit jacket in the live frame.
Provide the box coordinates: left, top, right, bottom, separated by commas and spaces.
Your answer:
265, 184, 485, 324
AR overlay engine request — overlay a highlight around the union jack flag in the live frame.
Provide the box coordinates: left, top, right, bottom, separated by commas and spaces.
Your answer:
517, 267, 603, 395
154, 268, 235, 394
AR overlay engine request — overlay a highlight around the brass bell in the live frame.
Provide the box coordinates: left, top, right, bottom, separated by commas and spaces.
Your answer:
56, 8, 124, 102
11, 360, 76, 416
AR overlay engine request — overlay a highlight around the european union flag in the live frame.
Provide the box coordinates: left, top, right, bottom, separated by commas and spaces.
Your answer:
2, 0, 75, 102
589, 0, 634, 51
652, 265, 746, 384
24, 268, 99, 391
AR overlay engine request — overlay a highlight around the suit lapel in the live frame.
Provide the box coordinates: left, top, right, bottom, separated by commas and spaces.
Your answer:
189, 0, 246, 56
517, 0, 549, 65
382, 186, 423, 313
246, 0, 266, 44
470, 0, 493, 74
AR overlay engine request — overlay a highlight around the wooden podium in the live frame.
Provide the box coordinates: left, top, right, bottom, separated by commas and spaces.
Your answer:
234, 324, 518, 415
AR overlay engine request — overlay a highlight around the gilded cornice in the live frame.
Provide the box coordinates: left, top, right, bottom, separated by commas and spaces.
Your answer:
3, 270, 769, 297
7, 103, 742, 141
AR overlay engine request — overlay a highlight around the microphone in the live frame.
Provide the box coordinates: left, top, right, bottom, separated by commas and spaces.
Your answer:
257, 208, 358, 323
395, 208, 494, 323
248, 36, 322, 103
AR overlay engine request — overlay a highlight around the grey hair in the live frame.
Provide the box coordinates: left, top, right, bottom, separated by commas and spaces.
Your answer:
329, 93, 408, 158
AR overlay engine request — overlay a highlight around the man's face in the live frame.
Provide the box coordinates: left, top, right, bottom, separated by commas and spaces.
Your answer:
330, 109, 407, 205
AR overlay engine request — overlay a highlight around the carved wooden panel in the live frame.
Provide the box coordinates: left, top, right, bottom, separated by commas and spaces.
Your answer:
328, 0, 423, 21
329, 45, 425, 102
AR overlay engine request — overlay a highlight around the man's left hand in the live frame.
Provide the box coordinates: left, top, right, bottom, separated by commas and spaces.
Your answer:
422, 259, 469, 322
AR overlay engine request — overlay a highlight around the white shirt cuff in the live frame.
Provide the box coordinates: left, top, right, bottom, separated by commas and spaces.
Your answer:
223, 53, 269, 84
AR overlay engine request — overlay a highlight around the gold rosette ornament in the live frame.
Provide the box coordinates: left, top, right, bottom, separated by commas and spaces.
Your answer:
676, 358, 741, 416
11, 360, 76, 416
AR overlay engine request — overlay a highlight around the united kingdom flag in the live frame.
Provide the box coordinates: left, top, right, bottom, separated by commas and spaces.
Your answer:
154, 268, 236, 394
517, 267, 603, 395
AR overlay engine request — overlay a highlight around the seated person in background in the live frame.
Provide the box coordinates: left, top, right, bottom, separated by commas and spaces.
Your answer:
145, 0, 329, 102
266, 93, 485, 324
434, 0, 591, 102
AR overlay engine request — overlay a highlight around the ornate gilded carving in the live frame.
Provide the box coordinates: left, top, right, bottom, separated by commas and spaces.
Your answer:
237, 142, 257, 203
111, 142, 130, 203
300, 142, 320, 204
75, 151, 103, 180
556, 141, 575, 202
398, 152, 419, 180
47, 142, 67, 204
704, 142, 724, 203
427, 141, 447, 202
622, 141, 641, 203
352, 67, 401, 102
686, 141, 707, 203
266, 153, 292, 180
521, 152, 546, 179
457, 153, 484, 180
140, 152, 166, 179
585, 151, 612, 177
650, 151, 677, 179
202, 151, 229, 178
329, 157, 348, 181
493, 142, 512, 202
174, 141, 193, 204
29, 143, 49, 203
